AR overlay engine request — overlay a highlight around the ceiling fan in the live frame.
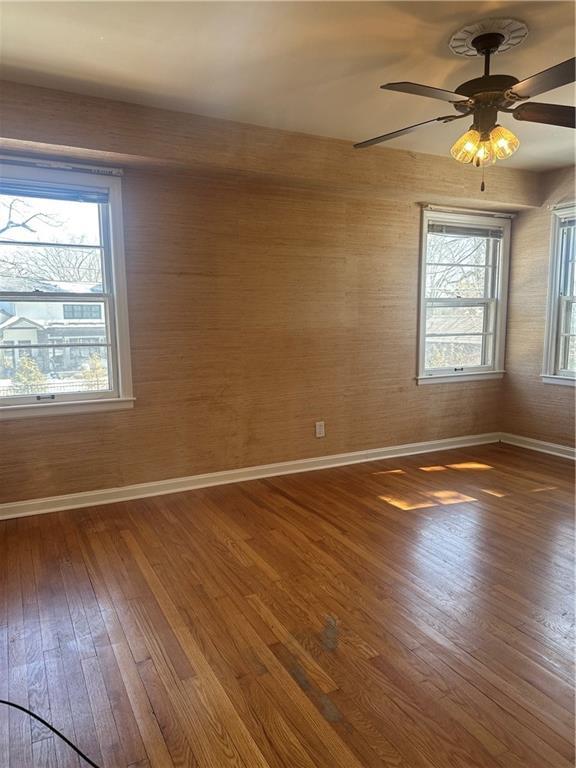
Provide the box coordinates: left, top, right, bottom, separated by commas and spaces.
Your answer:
354, 19, 575, 172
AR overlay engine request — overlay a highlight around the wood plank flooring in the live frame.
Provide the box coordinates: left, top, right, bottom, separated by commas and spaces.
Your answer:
1, 443, 574, 767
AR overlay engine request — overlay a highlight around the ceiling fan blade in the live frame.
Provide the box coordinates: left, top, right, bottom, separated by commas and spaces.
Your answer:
512, 102, 576, 129
354, 113, 470, 149
509, 58, 576, 99
381, 81, 469, 104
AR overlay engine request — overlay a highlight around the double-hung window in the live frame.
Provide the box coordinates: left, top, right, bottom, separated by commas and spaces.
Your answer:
0, 160, 133, 417
543, 204, 576, 384
418, 209, 511, 384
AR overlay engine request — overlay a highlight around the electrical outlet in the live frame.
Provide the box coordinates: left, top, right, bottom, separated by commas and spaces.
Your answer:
315, 421, 326, 438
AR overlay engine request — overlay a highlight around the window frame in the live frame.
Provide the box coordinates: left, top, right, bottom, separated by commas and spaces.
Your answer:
417, 208, 511, 385
543, 204, 576, 386
0, 160, 134, 418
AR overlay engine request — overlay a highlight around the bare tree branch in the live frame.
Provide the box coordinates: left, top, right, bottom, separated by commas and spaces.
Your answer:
0, 198, 62, 238
0, 198, 99, 285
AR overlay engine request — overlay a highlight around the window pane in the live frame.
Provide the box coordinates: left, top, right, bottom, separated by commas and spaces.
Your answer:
0, 243, 103, 293
427, 233, 491, 266
568, 261, 576, 297
425, 335, 484, 369
426, 263, 489, 298
564, 301, 576, 335
0, 194, 101, 245
426, 305, 486, 335
562, 253, 576, 296
63, 304, 102, 319
0, 300, 107, 346
560, 223, 575, 295
0, 345, 111, 398
567, 337, 576, 372
559, 334, 576, 372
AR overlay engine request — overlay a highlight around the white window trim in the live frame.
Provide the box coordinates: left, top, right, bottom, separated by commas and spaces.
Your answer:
0, 397, 135, 419
542, 203, 576, 387
0, 160, 134, 419
417, 208, 512, 384
418, 370, 506, 385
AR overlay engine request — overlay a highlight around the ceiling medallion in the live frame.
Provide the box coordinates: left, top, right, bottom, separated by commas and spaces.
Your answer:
449, 18, 528, 58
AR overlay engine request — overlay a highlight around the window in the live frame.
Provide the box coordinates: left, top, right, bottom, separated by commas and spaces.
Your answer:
418, 209, 511, 384
0, 160, 133, 417
543, 204, 576, 384
63, 303, 102, 319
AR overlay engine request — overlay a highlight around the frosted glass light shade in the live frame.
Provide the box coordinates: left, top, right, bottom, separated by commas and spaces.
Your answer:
474, 140, 496, 167
490, 125, 520, 160
450, 129, 481, 163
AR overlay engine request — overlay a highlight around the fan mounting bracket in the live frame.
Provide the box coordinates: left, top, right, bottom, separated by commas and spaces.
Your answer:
471, 32, 505, 56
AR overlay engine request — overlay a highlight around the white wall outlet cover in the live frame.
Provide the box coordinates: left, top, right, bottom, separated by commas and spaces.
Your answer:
315, 421, 326, 438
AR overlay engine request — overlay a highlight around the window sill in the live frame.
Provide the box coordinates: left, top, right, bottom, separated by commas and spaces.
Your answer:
541, 375, 575, 387
417, 371, 505, 385
0, 397, 135, 420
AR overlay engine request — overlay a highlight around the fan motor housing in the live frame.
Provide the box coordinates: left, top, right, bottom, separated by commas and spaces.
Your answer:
455, 74, 519, 98
453, 74, 520, 113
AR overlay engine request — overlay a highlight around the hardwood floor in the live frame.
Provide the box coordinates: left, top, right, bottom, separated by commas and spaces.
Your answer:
1, 443, 574, 768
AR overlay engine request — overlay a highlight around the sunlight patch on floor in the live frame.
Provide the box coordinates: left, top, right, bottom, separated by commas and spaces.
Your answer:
379, 494, 437, 511
447, 462, 493, 470
425, 490, 477, 505
419, 465, 447, 472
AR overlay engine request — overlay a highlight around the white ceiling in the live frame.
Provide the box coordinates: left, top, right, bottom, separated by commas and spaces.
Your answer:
1, 1, 574, 170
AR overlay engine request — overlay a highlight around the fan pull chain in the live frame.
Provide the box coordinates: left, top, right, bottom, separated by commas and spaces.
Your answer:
474, 154, 486, 192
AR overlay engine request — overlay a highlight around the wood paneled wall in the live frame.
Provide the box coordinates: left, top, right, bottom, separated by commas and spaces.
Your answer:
0, 81, 565, 504
503, 166, 575, 446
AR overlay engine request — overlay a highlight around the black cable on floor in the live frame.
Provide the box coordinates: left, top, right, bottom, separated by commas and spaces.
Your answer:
0, 699, 102, 767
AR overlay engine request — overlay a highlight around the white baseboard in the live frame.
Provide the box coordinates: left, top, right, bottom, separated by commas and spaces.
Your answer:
1, 431, 572, 520
499, 432, 576, 460
0, 432, 500, 520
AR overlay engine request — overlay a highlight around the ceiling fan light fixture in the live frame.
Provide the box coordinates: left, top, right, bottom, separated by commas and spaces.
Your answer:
354, 19, 575, 171
490, 124, 520, 159
450, 127, 481, 163
451, 124, 518, 166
